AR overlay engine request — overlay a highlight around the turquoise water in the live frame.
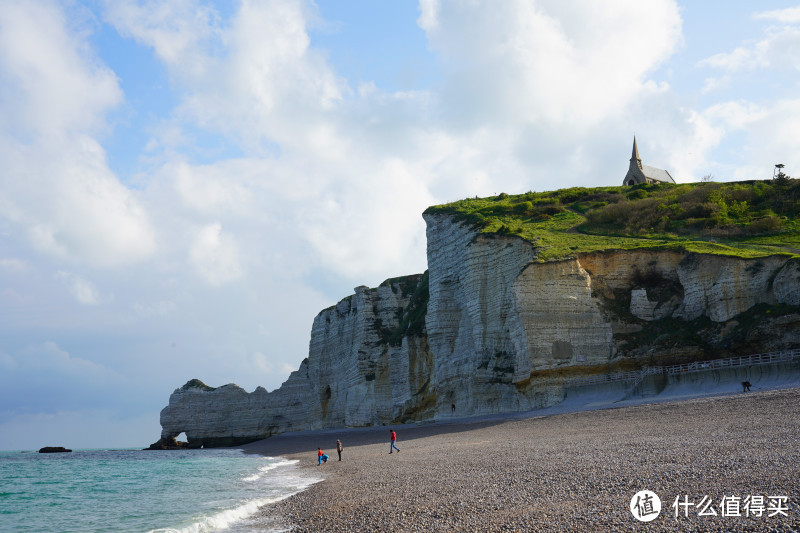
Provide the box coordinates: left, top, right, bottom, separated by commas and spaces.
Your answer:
0, 448, 320, 532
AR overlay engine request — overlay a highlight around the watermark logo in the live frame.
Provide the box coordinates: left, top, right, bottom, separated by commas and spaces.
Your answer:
630, 490, 662, 522
629, 492, 790, 522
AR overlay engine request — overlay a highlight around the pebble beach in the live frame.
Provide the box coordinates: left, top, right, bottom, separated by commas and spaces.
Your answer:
246, 388, 800, 532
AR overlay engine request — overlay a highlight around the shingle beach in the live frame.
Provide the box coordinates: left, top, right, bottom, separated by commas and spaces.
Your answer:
246, 388, 800, 532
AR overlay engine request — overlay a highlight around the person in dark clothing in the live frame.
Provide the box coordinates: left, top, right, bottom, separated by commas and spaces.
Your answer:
742, 381, 752, 392
336, 439, 343, 461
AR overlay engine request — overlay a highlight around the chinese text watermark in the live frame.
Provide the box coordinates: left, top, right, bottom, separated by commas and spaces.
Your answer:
630, 492, 790, 522
672, 494, 789, 518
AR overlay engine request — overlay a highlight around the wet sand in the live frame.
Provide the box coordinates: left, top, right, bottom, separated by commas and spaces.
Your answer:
246, 388, 800, 532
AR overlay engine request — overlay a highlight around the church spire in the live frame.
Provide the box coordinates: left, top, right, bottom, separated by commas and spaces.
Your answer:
630, 136, 642, 169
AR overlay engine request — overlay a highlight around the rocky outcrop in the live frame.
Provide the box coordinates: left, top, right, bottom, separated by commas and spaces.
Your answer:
39, 447, 71, 453
304, 277, 433, 427
425, 214, 542, 416
146, 437, 188, 450
154, 275, 432, 448
773, 259, 800, 305
153, 214, 800, 448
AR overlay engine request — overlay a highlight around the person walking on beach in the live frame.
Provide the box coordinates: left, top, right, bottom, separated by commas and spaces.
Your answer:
389, 430, 400, 454
336, 440, 343, 461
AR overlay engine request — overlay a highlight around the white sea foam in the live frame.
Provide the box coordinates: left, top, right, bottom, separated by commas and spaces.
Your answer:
241, 458, 297, 482
149, 487, 317, 533
149, 459, 321, 533
149, 497, 278, 533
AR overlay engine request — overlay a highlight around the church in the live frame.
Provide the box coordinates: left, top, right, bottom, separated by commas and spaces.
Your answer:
623, 137, 675, 186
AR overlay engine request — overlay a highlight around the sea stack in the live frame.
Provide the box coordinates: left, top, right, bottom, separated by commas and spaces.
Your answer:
38, 447, 72, 453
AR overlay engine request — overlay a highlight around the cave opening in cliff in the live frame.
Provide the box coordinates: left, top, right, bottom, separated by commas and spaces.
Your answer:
176, 432, 187, 444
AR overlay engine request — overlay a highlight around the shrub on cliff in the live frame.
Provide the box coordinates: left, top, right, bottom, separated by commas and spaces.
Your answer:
424, 180, 800, 261
181, 379, 216, 391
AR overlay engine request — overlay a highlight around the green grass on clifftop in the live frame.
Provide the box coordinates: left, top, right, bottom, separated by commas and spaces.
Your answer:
423, 180, 800, 261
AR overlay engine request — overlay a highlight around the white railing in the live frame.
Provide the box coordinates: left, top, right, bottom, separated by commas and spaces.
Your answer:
567, 349, 800, 389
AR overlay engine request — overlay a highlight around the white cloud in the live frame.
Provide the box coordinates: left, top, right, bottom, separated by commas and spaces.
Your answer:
101, 0, 221, 74
0, 258, 25, 270
693, 11, 800, 179
210, 0, 347, 145
251, 352, 273, 374
700, 75, 731, 95
703, 100, 766, 130
754, 6, 800, 24
0, 1, 157, 268
700, 44, 764, 73
103, 0, 433, 281
189, 223, 244, 285
134, 300, 177, 317
699, 23, 800, 74
0, 136, 157, 267
106, 0, 348, 152
0, 1, 121, 137
700, 98, 800, 179
280, 361, 298, 375
99, 0, 696, 281
13, 341, 117, 380
55, 271, 101, 305
172, 160, 255, 214
418, 0, 683, 127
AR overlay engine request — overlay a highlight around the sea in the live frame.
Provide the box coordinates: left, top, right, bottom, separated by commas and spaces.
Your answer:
0, 448, 321, 532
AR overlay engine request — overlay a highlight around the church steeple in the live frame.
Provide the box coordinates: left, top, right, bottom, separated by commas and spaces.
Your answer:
630, 137, 642, 169
623, 136, 674, 186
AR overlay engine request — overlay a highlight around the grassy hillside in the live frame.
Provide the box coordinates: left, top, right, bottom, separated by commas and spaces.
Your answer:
424, 179, 800, 261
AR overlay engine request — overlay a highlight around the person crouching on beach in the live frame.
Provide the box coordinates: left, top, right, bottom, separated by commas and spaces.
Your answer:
389, 430, 400, 454
336, 439, 343, 461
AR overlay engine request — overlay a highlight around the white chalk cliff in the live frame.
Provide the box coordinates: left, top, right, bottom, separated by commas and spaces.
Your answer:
153, 213, 800, 448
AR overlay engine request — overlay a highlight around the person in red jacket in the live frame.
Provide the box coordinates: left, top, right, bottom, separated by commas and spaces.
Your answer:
318, 447, 326, 465
389, 430, 400, 454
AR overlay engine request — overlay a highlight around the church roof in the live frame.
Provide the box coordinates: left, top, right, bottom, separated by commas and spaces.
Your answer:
641, 164, 675, 184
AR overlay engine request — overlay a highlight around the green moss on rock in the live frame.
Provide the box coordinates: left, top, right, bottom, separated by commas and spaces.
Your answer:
181, 379, 216, 392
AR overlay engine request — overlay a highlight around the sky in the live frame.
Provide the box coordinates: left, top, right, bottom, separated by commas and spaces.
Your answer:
2, 0, 800, 450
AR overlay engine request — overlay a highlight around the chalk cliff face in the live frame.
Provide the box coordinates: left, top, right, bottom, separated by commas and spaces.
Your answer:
153, 214, 800, 448
153, 275, 433, 448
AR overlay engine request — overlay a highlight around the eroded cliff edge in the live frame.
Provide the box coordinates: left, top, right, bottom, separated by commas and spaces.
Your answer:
152, 213, 800, 448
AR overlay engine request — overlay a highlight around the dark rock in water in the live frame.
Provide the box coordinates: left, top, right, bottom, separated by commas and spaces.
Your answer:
145, 437, 189, 450
38, 446, 72, 453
